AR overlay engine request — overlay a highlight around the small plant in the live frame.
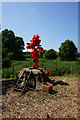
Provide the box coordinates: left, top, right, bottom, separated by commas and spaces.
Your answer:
71, 91, 74, 94
47, 99, 50, 102
41, 95, 44, 99
63, 96, 66, 99
38, 98, 43, 104
5, 96, 8, 101
26, 91, 31, 96
39, 100, 43, 104
67, 88, 72, 92
50, 76, 53, 79
29, 94, 33, 97
26, 91, 30, 94
64, 87, 74, 94
33, 92, 37, 97
36, 113, 40, 117
49, 96, 53, 100
64, 87, 71, 92
64, 87, 67, 91
43, 93, 47, 97
36, 88, 41, 91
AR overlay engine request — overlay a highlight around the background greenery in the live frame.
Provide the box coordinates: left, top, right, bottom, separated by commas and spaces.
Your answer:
2, 29, 25, 68
1, 29, 80, 78
2, 58, 80, 78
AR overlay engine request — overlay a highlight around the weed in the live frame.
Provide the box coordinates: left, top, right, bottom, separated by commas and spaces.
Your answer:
64, 87, 67, 91
64, 87, 74, 94
5, 96, 8, 101
29, 94, 33, 97
39, 100, 43, 104
63, 96, 66, 99
26, 91, 32, 97
66, 88, 72, 92
41, 95, 44, 99
26, 91, 30, 95
36, 88, 41, 91
47, 99, 50, 102
49, 96, 53, 100
38, 98, 43, 104
71, 91, 74, 94
33, 92, 37, 97
43, 93, 47, 97
44, 100, 47, 104
36, 113, 40, 117
64, 87, 71, 92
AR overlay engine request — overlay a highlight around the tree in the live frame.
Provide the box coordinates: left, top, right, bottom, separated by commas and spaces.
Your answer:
2, 29, 25, 68
44, 49, 57, 59
39, 49, 47, 58
59, 40, 78, 61
77, 52, 80, 58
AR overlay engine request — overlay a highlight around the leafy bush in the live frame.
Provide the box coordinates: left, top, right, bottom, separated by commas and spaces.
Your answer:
44, 49, 57, 60
2, 69, 11, 78
77, 57, 80, 64
2, 58, 11, 68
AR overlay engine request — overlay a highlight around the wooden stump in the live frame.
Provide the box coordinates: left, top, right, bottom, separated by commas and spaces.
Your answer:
14, 68, 50, 94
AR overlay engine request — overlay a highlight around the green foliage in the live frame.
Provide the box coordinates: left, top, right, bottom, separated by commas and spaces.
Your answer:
59, 40, 78, 61
39, 49, 47, 58
2, 29, 25, 68
44, 49, 57, 60
25, 51, 31, 58
39, 58, 80, 76
2, 58, 33, 78
2, 57, 11, 68
2, 58, 80, 78
77, 57, 80, 64
35, 88, 41, 91
77, 52, 80, 57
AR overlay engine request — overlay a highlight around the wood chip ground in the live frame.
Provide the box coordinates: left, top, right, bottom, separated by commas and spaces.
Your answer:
2, 77, 79, 119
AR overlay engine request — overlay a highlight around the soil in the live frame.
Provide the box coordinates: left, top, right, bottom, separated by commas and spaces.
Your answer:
2, 77, 79, 119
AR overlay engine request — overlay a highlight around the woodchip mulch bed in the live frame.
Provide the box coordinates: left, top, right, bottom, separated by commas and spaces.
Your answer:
2, 77, 79, 119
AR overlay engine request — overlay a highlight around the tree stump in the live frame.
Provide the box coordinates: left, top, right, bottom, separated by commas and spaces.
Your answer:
14, 68, 50, 94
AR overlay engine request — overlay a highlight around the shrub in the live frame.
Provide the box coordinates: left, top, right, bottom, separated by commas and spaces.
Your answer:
44, 49, 57, 60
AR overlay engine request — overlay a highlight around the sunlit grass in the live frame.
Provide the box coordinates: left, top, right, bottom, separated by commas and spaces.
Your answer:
2, 58, 80, 78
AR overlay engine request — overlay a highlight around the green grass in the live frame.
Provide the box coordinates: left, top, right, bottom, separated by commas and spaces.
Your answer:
2, 58, 33, 78
39, 58, 80, 76
2, 58, 80, 78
